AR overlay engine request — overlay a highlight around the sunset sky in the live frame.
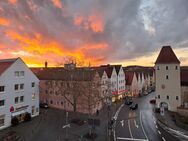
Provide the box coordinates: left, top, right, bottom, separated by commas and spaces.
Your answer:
0, 0, 188, 67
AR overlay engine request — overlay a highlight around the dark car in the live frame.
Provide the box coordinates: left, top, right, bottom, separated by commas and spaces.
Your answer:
40, 103, 49, 108
130, 104, 138, 110
125, 99, 133, 105
149, 99, 156, 104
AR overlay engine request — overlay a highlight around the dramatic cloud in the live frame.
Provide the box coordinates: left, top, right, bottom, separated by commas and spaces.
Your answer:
0, 0, 188, 66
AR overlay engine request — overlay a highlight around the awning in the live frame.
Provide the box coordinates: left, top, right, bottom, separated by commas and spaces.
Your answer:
11, 110, 26, 117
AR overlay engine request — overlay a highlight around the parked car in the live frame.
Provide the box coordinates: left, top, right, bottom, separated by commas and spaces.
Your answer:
149, 99, 156, 104
130, 103, 138, 110
40, 103, 49, 108
125, 100, 133, 105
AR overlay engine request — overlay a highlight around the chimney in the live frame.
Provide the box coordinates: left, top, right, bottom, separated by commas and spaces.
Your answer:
45, 61, 48, 68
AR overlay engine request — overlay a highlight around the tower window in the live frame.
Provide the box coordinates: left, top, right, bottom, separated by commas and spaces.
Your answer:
158, 95, 160, 99
175, 66, 178, 70
176, 96, 179, 100
167, 95, 169, 99
166, 75, 169, 80
166, 66, 168, 70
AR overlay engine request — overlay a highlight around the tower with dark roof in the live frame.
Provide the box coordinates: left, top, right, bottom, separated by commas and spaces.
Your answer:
155, 46, 181, 112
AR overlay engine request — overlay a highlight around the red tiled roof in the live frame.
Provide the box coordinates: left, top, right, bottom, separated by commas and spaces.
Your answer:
0, 58, 17, 75
31, 67, 97, 81
155, 46, 180, 64
181, 69, 188, 86
125, 72, 134, 85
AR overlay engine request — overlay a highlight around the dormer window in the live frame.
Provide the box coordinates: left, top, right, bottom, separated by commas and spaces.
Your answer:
166, 66, 168, 70
175, 66, 178, 70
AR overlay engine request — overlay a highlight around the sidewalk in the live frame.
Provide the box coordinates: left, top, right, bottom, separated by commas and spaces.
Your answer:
155, 110, 188, 136
0, 101, 123, 141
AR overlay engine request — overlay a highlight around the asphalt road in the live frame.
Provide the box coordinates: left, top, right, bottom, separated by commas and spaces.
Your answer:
114, 92, 181, 141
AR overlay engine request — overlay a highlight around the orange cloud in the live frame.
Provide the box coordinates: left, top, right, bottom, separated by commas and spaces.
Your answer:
88, 15, 104, 33
8, 0, 17, 4
74, 15, 84, 25
5, 31, 106, 66
52, 0, 62, 9
81, 43, 108, 50
0, 18, 10, 26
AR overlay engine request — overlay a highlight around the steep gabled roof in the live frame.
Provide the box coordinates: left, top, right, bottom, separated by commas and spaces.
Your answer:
0, 58, 17, 76
155, 46, 180, 64
181, 69, 188, 86
92, 67, 105, 78
125, 71, 134, 85
111, 65, 121, 75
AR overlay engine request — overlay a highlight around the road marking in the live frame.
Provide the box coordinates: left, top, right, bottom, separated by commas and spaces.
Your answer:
128, 120, 133, 138
120, 120, 124, 127
158, 130, 161, 135
155, 125, 158, 129
139, 111, 149, 140
114, 104, 124, 141
62, 124, 70, 128
162, 137, 166, 141
134, 119, 139, 128
117, 137, 148, 141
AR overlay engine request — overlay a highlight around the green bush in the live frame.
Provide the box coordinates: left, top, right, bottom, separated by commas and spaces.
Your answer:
11, 117, 19, 126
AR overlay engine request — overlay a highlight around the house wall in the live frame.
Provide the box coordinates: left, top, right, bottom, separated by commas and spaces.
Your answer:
155, 64, 181, 111
117, 67, 125, 99
0, 58, 39, 130
39, 73, 103, 115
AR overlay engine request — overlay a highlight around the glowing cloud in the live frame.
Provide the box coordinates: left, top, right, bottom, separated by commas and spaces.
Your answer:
88, 15, 104, 33
8, 0, 17, 5
0, 18, 10, 26
52, 0, 62, 9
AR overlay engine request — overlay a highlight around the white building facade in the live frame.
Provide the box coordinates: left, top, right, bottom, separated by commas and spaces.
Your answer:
155, 46, 181, 112
0, 58, 39, 130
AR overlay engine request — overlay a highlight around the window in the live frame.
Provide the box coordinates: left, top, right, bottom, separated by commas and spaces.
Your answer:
166, 75, 169, 80
45, 90, 48, 94
31, 82, 35, 87
20, 71, 24, 77
14, 84, 19, 91
158, 95, 160, 99
32, 93, 35, 100
20, 84, 24, 90
20, 96, 24, 102
0, 100, 5, 106
175, 66, 178, 70
32, 106, 35, 115
15, 71, 19, 77
15, 97, 19, 104
50, 100, 53, 104
167, 95, 169, 99
0, 115, 5, 127
176, 96, 179, 100
61, 101, 63, 105
0, 86, 5, 92
166, 66, 168, 70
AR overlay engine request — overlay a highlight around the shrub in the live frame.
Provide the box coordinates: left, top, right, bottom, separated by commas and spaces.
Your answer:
24, 113, 31, 122
11, 117, 19, 126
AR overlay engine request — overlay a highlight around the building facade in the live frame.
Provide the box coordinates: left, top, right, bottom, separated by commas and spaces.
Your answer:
32, 67, 103, 115
155, 46, 181, 112
0, 58, 39, 130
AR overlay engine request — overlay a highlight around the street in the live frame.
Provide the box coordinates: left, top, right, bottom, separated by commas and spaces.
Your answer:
114, 92, 182, 141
